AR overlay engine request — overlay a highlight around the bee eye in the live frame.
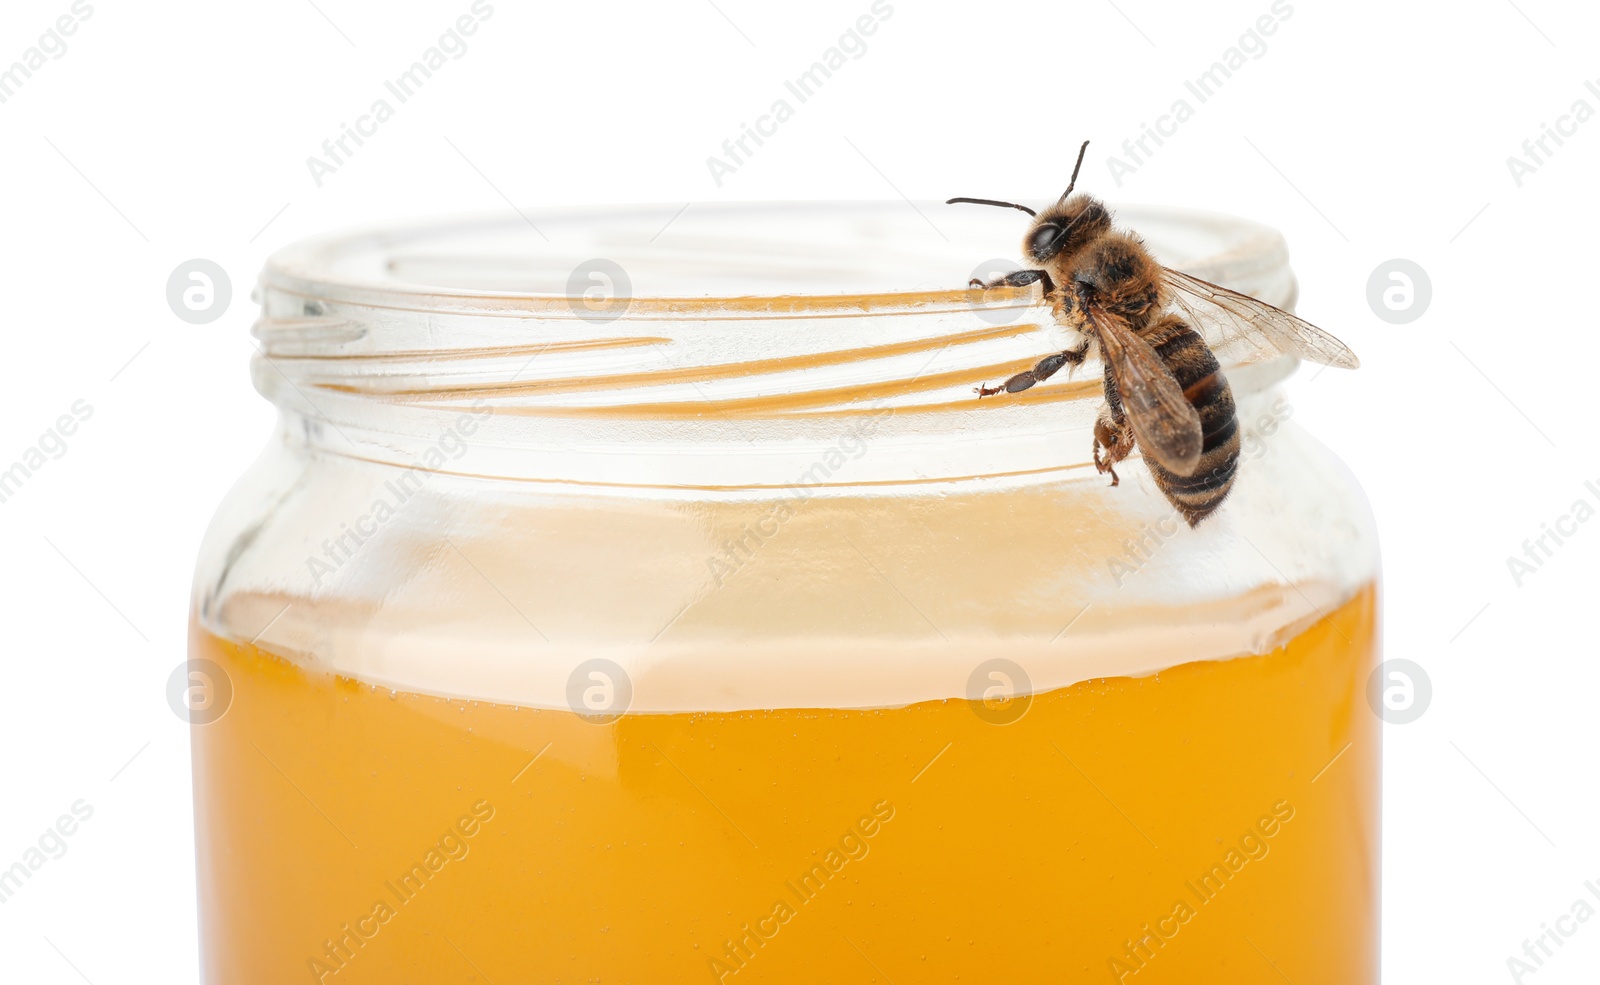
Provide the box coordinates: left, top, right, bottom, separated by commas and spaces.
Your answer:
1028, 224, 1063, 257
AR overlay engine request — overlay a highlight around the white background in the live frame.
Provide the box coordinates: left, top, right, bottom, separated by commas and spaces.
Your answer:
1, 0, 1597, 981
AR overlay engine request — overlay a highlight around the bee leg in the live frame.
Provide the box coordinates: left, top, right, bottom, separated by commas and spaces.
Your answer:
1093, 406, 1134, 486
976, 269, 1056, 292
1059, 339, 1091, 376
974, 342, 1089, 399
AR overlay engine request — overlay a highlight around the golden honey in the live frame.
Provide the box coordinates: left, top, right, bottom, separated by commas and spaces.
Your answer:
191, 586, 1376, 984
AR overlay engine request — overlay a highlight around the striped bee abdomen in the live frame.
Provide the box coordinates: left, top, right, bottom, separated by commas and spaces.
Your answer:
1108, 315, 1240, 526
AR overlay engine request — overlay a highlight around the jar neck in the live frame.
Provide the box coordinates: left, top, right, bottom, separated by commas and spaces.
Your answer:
256, 310, 1299, 492
252, 204, 1301, 489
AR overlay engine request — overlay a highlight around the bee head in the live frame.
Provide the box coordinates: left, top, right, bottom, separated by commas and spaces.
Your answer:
1025, 196, 1111, 264
944, 139, 1105, 266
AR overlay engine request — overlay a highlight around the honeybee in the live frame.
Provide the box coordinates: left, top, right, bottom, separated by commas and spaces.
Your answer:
947, 140, 1359, 526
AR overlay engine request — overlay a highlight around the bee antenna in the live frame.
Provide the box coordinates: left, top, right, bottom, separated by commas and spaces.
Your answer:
1058, 140, 1091, 202
945, 197, 1037, 217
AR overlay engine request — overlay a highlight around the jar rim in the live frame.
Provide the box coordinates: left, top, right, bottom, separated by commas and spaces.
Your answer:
258, 200, 1296, 319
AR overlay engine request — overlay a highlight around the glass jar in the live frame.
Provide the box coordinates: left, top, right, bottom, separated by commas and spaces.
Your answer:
189, 202, 1379, 984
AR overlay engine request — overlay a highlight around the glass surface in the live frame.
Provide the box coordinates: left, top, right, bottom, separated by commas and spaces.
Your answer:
190, 203, 1380, 983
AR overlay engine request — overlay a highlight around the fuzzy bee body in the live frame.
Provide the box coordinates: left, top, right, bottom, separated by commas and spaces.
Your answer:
1102, 315, 1239, 525
949, 140, 1357, 528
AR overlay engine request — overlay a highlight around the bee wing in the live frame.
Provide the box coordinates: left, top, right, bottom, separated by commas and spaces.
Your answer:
1088, 300, 1204, 477
1162, 267, 1360, 370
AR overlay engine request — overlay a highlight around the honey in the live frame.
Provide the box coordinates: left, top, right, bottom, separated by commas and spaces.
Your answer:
191, 586, 1376, 984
